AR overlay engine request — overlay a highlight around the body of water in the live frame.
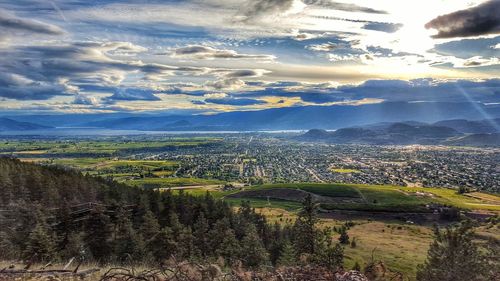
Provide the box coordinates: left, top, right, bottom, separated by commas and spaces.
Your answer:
0, 127, 308, 136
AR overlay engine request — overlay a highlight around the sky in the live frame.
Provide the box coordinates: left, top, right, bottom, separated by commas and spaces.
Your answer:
0, 0, 498, 114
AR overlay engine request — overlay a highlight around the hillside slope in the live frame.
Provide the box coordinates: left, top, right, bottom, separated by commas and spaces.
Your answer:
0, 118, 52, 131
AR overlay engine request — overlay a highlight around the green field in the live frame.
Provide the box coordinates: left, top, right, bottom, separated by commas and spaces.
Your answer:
0, 138, 219, 157
331, 168, 361, 173
189, 183, 500, 213
127, 177, 224, 189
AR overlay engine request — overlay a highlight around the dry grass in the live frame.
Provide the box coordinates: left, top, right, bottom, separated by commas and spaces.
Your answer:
254, 208, 433, 281
341, 221, 432, 281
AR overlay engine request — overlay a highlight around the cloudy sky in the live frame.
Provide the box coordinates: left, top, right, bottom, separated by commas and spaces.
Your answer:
0, 0, 498, 114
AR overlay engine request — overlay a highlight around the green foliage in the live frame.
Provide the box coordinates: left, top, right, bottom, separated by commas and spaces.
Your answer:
0, 157, 295, 268
84, 207, 113, 262
338, 226, 350, 244
276, 240, 296, 267
239, 224, 270, 268
292, 194, 344, 269
352, 261, 361, 271
312, 227, 344, 271
24, 221, 57, 262
293, 194, 319, 255
416, 221, 494, 281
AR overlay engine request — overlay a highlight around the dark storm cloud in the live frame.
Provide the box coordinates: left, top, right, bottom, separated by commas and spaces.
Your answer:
425, 0, 500, 38
303, 0, 387, 14
363, 22, 403, 33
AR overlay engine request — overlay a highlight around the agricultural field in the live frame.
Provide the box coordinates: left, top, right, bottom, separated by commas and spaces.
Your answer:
0, 137, 219, 157
331, 168, 361, 173
5, 137, 225, 190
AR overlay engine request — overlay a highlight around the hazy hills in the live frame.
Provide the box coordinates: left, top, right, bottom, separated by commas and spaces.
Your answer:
297, 119, 500, 146
3, 102, 500, 132
0, 117, 52, 131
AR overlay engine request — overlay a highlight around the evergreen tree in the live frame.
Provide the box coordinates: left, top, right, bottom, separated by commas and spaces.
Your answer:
177, 226, 196, 260
151, 227, 178, 262
61, 231, 86, 260
113, 209, 144, 263
209, 219, 240, 263
293, 194, 319, 255
314, 242, 343, 271
239, 224, 269, 268
338, 226, 350, 244
313, 227, 344, 271
416, 221, 491, 281
193, 213, 210, 257
84, 207, 113, 262
24, 221, 57, 262
140, 210, 160, 238
277, 240, 296, 267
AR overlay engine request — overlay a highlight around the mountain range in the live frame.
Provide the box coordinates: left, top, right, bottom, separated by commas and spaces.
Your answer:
0, 118, 52, 131
296, 119, 500, 146
3, 102, 500, 132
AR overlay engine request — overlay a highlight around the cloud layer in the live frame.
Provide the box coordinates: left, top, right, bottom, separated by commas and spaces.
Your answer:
169, 45, 275, 60
0, 0, 498, 113
425, 0, 500, 38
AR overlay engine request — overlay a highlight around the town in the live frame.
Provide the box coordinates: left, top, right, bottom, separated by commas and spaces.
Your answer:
133, 134, 500, 193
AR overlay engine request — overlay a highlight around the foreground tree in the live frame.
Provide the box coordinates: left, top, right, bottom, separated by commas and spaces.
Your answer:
24, 221, 57, 262
277, 240, 296, 266
239, 224, 270, 268
416, 221, 493, 281
293, 194, 319, 255
293, 194, 344, 268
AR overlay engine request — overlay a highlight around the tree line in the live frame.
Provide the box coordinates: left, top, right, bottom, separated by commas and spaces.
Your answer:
0, 157, 344, 269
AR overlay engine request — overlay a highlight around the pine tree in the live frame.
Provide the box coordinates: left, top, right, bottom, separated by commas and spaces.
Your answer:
114, 209, 144, 263
140, 210, 160, 238
61, 231, 86, 260
209, 219, 240, 263
293, 194, 319, 255
193, 213, 210, 257
277, 240, 296, 267
177, 226, 196, 260
416, 221, 490, 281
313, 241, 344, 271
84, 207, 113, 262
239, 224, 269, 268
151, 227, 178, 262
338, 226, 350, 244
24, 221, 57, 262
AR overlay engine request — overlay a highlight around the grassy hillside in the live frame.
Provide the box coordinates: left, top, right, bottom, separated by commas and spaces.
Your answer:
217, 183, 500, 213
